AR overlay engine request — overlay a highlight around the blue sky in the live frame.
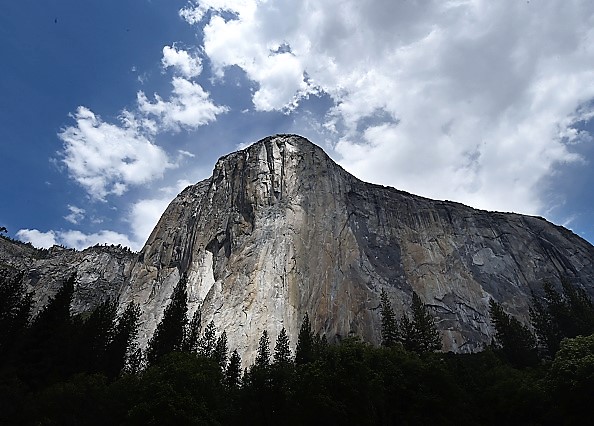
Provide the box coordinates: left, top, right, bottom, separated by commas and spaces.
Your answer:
1, 0, 594, 251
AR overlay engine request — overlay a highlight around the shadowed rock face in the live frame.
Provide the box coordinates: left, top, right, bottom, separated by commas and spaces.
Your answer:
116, 134, 594, 363
3, 135, 593, 365
0, 239, 134, 315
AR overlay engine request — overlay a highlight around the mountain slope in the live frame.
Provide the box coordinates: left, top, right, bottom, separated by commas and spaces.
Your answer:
0, 237, 134, 314
117, 134, 594, 362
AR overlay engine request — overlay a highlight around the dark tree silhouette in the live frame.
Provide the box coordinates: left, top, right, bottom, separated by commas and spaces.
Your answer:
380, 289, 399, 347
146, 276, 188, 365
489, 299, 538, 367
530, 278, 594, 357
198, 320, 217, 359
255, 330, 271, 368
183, 306, 202, 353
105, 301, 141, 377
32, 274, 75, 330
400, 292, 441, 354
79, 298, 117, 373
214, 331, 229, 369
21, 274, 76, 385
295, 313, 314, 365
225, 349, 242, 388
273, 327, 292, 365
0, 271, 32, 358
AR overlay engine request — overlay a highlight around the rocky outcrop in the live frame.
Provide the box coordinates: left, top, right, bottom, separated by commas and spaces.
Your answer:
0, 238, 135, 315
117, 135, 594, 364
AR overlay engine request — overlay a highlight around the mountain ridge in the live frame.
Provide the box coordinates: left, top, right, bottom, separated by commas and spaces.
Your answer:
3, 134, 594, 365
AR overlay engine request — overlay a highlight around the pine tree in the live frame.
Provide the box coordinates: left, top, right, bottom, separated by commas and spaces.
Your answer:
105, 301, 141, 378
32, 274, 75, 330
400, 292, 441, 354
80, 299, 117, 372
0, 271, 32, 358
560, 277, 594, 336
198, 320, 217, 358
23, 274, 76, 383
225, 349, 242, 388
399, 312, 416, 352
544, 281, 574, 339
380, 289, 399, 347
183, 307, 202, 353
124, 347, 144, 375
530, 278, 594, 357
255, 330, 271, 368
489, 299, 538, 367
530, 290, 560, 358
410, 292, 441, 353
273, 327, 292, 365
295, 313, 314, 365
146, 276, 188, 365
214, 331, 229, 370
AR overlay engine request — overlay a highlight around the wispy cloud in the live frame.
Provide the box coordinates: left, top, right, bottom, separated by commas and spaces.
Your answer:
64, 205, 86, 224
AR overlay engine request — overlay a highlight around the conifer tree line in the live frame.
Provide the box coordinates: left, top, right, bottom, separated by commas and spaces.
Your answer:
379, 289, 441, 354
1, 267, 594, 424
487, 276, 594, 367
0, 270, 142, 386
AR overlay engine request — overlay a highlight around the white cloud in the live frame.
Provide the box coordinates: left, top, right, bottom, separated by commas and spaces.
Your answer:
187, 0, 594, 215
22, 180, 199, 252
64, 205, 86, 224
58, 107, 173, 200
129, 197, 172, 245
137, 77, 228, 132
58, 230, 135, 250
177, 150, 195, 158
203, 10, 315, 111
16, 228, 135, 250
129, 179, 193, 245
16, 229, 58, 249
162, 45, 202, 78
180, 0, 256, 25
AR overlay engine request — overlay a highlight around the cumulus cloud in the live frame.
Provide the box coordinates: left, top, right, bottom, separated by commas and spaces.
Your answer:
180, 0, 255, 25
59, 107, 173, 200
59, 230, 135, 250
17, 228, 135, 250
16, 229, 58, 249
162, 45, 202, 78
184, 0, 594, 214
202, 9, 316, 111
137, 77, 228, 132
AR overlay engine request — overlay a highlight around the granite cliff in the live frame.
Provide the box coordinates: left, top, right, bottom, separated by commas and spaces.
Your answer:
120, 135, 594, 361
4, 134, 594, 364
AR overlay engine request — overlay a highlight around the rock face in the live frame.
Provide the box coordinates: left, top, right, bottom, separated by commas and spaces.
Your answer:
117, 134, 594, 363
3, 134, 594, 365
0, 238, 134, 315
